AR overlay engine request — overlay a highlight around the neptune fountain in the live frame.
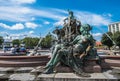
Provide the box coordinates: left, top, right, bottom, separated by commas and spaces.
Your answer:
43, 10, 100, 77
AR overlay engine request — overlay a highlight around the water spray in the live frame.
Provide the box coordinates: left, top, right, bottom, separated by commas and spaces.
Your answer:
95, 26, 116, 49
28, 26, 55, 56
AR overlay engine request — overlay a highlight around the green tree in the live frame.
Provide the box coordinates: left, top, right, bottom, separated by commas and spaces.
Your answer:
12, 39, 20, 46
101, 32, 114, 50
32, 37, 39, 47
22, 37, 39, 49
41, 33, 53, 48
0, 36, 4, 48
22, 37, 33, 48
0, 36, 4, 45
45, 34, 53, 48
41, 38, 46, 48
22, 34, 53, 49
113, 31, 120, 48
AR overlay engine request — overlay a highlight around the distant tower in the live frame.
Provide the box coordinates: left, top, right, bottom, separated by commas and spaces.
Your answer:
108, 22, 120, 33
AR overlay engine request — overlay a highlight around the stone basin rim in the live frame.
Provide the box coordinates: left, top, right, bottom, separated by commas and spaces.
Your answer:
0, 55, 49, 59
0, 55, 119, 59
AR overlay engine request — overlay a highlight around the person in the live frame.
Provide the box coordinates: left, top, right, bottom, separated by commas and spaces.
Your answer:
20, 46, 26, 53
3, 46, 6, 53
16, 46, 20, 53
11, 46, 15, 54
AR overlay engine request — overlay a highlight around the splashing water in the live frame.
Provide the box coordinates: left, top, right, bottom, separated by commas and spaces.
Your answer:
95, 26, 116, 49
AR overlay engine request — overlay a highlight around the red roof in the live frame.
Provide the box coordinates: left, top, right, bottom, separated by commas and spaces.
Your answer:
96, 41, 102, 46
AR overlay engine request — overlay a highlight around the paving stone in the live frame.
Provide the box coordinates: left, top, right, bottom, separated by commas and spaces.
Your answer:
36, 66, 44, 69
0, 74, 9, 81
37, 73, 56, 81
0, 66, 119, 81
112, 67, 120, 73
15, 67, 34, 73
55, 73, 80, 78
89, 73, 107, 79
31, 66, 45, 75
103, 70, 120, 79
37, 72, 119, 81
30, 69, 42, 75
9, 73, 35, 81
55, 73, 107, 79
0, 67, 15, 73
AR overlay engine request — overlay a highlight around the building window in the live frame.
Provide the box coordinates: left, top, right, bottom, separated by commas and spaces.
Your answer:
116, 23, 119, 31
112, 25, 115, 33
109, 25, 111, 32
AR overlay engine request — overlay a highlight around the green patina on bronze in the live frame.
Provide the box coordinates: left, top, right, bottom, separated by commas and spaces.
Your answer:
43, 10, 99, 77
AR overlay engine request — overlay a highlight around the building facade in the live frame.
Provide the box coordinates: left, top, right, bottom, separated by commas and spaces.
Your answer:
108, 22, 120, 33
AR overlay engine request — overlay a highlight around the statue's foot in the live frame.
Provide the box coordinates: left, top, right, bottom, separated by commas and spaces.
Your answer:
43, 68, 53, 74
43, 70, 52, 74
43, 66, 48, 69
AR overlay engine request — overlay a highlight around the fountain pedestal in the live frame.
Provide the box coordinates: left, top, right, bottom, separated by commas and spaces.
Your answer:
84, 59, 101, 73
55, 59, 101, 73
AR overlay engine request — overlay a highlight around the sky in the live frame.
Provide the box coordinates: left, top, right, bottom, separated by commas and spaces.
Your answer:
0, 0, 120, 41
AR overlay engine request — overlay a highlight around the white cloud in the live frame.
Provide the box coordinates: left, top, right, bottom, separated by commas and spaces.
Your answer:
92, 33, 103, 41
74, 11, 111, 26
44, 21, 50, 25
25, 22, 38, 29
0, 0, 36, 22
54, 18, 64, 26
0, 0, 36, 5
29, 31, 34, 34
108, 13, 112, 17
0, 0, 112, 30
31, 9, 65, 20
31, 17, 35, 21
0, 31, 39, 40
0, 6, 66, 22
11, 0, 36, 4
0, 32, 8, 35
0, 6, 34, 22
0, 32, 27, 40
48, 8, 68, 14
53, 10, 112, 26
9, 33, 29, 40
0, 23, 24, 30
11, 23, 24, 30
0, 22, 39, 30
0, 0, 112, 41
92, 33, 102, 37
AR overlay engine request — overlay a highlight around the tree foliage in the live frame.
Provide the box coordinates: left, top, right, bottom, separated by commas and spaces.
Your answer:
101, 32, 113, 49
22, 37, 39, 49
12, 39, 20, 46
0, 36, 4, 45
113, 31, 120, 48
40, 34, 53, 48
12, 33, 53, 49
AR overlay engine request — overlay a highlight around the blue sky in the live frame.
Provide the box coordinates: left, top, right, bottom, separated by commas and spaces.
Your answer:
0, 0, 120, 41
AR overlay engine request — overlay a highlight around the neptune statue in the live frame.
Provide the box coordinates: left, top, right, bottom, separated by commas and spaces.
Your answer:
43, 10, 99, 77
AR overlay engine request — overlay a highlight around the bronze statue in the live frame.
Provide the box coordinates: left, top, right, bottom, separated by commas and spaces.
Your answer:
63, 10, 81, 42
43, 10, 99, 77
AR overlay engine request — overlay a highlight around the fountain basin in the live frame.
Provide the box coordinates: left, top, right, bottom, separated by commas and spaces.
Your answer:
0, 52, 119, 68
0, 55, 50, 67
